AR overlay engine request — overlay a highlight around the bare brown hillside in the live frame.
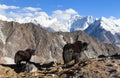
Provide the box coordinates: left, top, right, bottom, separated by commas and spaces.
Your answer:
0, 20, 120, 64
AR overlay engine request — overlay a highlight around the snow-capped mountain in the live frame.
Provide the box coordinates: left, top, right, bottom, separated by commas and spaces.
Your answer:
0, 14, 95, 32
18, 15, 71, 32
0, 13, 120, 46
69, 15, 95, 32
45, 15, 95, 32
47, 15, 95, 32
85, 17, 120, 46
97, 17, 120, 34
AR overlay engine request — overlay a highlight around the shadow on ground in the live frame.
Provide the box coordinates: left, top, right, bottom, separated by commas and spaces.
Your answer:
0, 61, 58, 73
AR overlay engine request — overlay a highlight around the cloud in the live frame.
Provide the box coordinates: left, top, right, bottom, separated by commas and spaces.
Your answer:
0, 4, 42, 19
0, 4, 19, 9
34, 12, 49, 17
9, 11, 22, 18
0, 14, 7, 20
23, 7, 41, 12
0, 9, 6, 15
0, 4, 19, 16
52, 8, 78, 22
0, 4, 79, 26
0, 14, 13, 21
65, 8, 78, 14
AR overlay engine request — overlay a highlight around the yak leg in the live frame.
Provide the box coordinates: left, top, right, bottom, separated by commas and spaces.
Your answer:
16, 60, 22, 67
74, 53, 81, 64
63, 49, 74, 67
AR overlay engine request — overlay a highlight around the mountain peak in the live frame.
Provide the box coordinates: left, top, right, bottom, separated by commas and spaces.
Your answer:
99, 16, 108, 23
69, 15, 94, 31
97, 17, 120, 34
85, 16, 120, 47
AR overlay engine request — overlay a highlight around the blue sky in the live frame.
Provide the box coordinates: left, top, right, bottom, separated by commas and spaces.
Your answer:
0, 0, 120, 18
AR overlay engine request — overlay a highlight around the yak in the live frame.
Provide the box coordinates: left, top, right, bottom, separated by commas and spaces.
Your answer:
14, 48, 35, 67
63, 41, 89, 67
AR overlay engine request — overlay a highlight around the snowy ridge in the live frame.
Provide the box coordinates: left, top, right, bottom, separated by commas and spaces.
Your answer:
99, 17, 120, 34
85, 16, 120, 47
0, 13, 120, 34
69, 15, 94, 31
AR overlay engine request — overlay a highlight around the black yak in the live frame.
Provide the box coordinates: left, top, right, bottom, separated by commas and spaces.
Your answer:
63, 41, 89, 66
14, 48, 35, 66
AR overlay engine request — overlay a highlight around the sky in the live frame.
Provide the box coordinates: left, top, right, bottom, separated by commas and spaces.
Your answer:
0, 0, 120, 21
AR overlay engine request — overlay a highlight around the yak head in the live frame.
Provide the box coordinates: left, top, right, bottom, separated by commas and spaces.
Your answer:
75, 41, 89, 52
81, 42, 89, 51
25, 48, 36, 55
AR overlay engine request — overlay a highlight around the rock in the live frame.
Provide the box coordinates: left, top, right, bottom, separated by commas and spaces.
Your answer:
25, 62, 38, 73
57, 67, 63, 72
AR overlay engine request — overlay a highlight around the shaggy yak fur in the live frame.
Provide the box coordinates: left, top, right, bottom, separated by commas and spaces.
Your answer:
14, 48, 35, 66
63, 41, 89, 66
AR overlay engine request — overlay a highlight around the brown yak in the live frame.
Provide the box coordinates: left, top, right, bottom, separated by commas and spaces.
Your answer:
63, 41, 89, 67
14, 48, 35, 66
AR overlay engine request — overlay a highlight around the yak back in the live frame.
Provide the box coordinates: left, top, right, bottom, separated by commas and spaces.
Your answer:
15, 49, 34, 61
63, 41, 83, 53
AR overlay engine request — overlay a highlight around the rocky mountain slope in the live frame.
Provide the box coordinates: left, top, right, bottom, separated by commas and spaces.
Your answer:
0, 20, 120, 64
85, 17, 120, 47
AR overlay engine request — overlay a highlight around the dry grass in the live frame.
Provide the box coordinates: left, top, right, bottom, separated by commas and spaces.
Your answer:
0, 58, 120, 78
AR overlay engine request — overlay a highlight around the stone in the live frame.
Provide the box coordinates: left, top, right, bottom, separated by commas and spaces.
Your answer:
25, 62, 38, 73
